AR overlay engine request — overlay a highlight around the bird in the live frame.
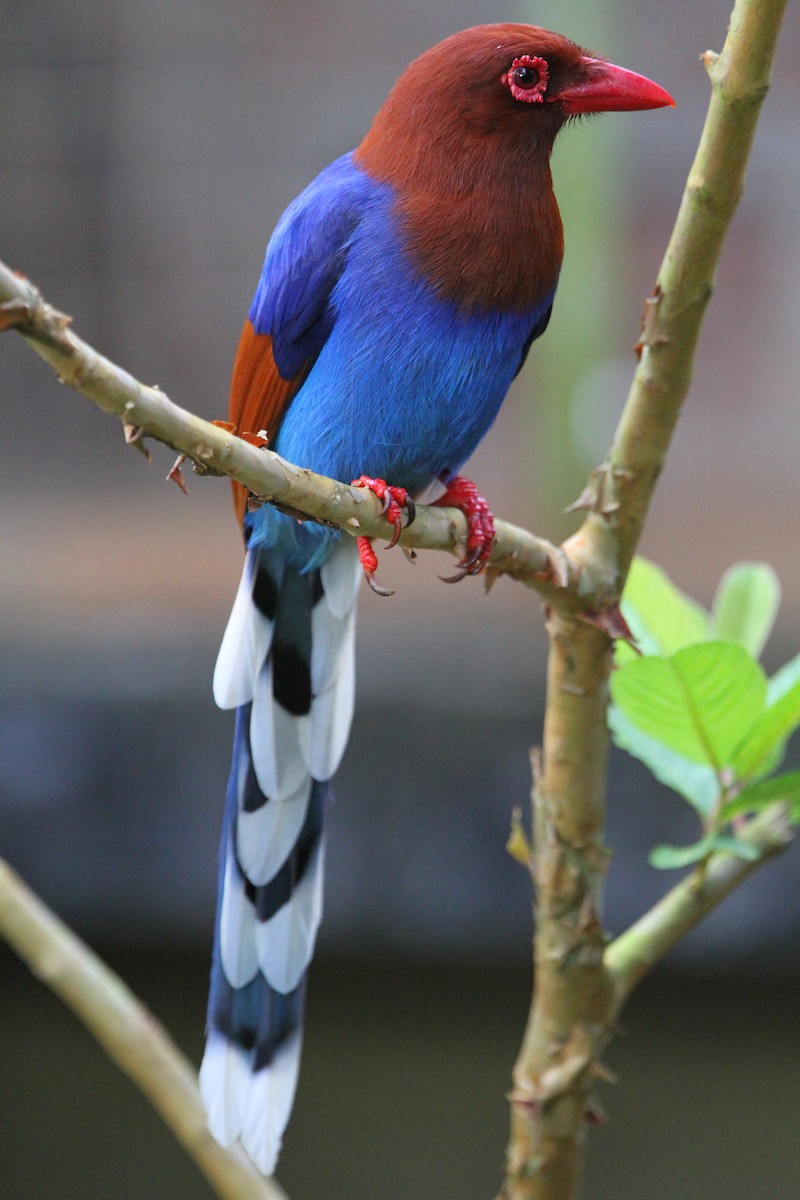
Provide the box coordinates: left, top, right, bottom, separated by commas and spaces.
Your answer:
198, 22, 672, 1174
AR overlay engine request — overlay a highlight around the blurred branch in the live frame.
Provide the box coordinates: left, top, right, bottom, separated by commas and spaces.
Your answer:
566, 0, 790, 593
0, 858, 288, 1200
0, 257, 563, 595
502, 1, 789, 1198
605, 805, 794, 1009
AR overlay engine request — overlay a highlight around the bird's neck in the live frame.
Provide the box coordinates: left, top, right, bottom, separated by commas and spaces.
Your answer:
356, 120, 564, 314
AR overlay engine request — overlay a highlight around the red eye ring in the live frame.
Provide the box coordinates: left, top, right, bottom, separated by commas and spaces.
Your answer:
504, 54, 549, 103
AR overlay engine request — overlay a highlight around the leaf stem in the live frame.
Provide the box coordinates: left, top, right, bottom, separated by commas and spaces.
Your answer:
605, 806, 793, 1009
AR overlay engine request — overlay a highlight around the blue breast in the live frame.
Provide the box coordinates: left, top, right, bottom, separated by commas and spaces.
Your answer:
275, 193, 549, 493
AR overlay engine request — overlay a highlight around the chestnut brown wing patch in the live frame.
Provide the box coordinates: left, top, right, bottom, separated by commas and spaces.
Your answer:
228, 320, 307, 523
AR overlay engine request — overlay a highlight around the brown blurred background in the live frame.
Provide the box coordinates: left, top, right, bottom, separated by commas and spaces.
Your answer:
1, 1, 799, 1197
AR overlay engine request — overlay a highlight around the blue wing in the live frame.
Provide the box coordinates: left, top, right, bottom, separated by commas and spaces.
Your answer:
249, 152, 377, 380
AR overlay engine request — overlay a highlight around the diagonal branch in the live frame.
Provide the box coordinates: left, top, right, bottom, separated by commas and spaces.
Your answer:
0, 857, 287, 1200
605, 806, 794, 1008
568, 0, 789, 593
0, 257, 564, 596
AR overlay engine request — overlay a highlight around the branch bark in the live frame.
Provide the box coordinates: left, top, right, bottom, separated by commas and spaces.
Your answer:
500, 1, 789, 1197
0, 858, 286, 1200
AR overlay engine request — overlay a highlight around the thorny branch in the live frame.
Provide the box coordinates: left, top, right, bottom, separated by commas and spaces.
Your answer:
0, 258, 575, 602
500, 1, 790, 1198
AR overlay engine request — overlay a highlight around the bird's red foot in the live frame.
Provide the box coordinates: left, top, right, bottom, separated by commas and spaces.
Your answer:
351, 476, 416, 547
434, 475, 495, 582
351, 475, 416, 596
355, 535, 395, 597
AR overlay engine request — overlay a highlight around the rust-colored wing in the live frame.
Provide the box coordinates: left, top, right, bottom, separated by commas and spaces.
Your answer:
228, 319, 307, 524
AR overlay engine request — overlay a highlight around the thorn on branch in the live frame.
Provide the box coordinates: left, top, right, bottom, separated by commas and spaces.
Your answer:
190, 443, 227, 477
0, 293, 73, 338
506, 1089, 543, 1115
167, 454, 189, 494
0, 299, 32, 331
577, 604, 637, 647
565, 463, 613, 517
589, 1060, 618, 1086
123, 422, 152, 462
584, 1097, 609, 1126
547, 547, 570, 589
507, 806, 533, 868
564, 483, 596, 515
702, 49, 720, 77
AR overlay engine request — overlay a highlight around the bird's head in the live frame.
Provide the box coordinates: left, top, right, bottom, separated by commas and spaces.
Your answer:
356, 25, 673, 311
357, 24, 673, 188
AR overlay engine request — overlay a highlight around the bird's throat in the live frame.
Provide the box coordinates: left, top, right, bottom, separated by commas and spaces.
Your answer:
394, 173, 564, 314
357, 121, 564, 314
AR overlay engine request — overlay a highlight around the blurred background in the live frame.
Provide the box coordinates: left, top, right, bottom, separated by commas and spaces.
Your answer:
1, 1, 799, 1197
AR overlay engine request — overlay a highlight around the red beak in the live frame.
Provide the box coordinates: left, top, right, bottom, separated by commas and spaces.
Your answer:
554, 58, 674, 114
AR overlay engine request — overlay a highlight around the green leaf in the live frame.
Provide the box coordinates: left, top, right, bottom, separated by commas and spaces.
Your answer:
609, 707, 718, 817
649, 833, 761, 870
620, 557, 710, 657
649, 837, 717, 869
731, 673, 800, 779
721, 771, 800, 821
745, 737, 788, 784
610, 642, 767, 769
742, 656, 800, 778
711, 562, 780, 658
768, 651, 800, 704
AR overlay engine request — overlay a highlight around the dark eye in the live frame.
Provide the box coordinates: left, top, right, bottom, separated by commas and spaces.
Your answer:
504, 54, 549, 104
513, 64, 540, 90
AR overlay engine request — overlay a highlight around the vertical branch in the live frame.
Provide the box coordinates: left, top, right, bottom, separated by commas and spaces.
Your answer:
581, 0, 789, 581
503, 618, 614, 1200
500, 1, 788, 1197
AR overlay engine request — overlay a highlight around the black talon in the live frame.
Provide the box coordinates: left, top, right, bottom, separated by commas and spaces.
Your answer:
366, 572, 395, 598
386, 525, 402, 550
439, 542, 488, 583
385, 494, 414, 550
439, 567, 469, 584
460, 544, 484, 572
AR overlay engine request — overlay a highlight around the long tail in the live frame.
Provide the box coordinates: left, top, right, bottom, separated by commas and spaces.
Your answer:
200, 533, 360, 1173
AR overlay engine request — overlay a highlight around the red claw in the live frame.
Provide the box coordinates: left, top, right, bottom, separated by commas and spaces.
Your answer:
351, 475, 416, 596
433, 475, 495, 582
